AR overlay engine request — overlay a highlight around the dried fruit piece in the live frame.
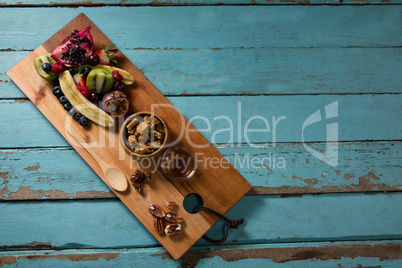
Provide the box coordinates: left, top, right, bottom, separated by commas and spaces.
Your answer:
130, 170, 151, 191
165, 211, 183, 223
154, 218, 165, 236
125, 114, 166, 155
164, 223, 182, 236
131, 170, 145, 184
130, 170, 151, 192
165, 201, 177, 210
149, 204, 166, 218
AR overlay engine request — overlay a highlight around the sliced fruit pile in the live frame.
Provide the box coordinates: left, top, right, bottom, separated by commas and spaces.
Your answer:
33, 27, 134, 127
59, 71, 115, 127
52, 82, 90, 127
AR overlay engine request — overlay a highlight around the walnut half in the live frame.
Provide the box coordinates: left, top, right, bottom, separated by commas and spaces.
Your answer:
165, 211, 183, 223
165, 201, 177, 210
149, 204, 166, 218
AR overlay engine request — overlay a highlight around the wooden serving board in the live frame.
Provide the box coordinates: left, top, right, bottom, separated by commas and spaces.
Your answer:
7, 13, 251, 260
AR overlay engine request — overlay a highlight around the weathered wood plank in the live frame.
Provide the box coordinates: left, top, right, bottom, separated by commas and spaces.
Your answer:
2, 47, 401, 98
1, 141, 401, 200
1, 0, 402, 6
1, 241, 401, 267
0, 95, 401, 148
8, 15, 254, 260
0, 7, 401, 50
0, 193, 401, 248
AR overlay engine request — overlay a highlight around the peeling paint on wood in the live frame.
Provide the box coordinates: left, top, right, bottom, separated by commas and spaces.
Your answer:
367, 172, 380, 180
149, 0, 173, 5
14, 99, 28, 103
50, 1, 103, 7
1, 140, 401, 200
1, 95, 401, 147
0, 0, 399, 5
1, 7, 402, 51
1, 242, 402, 267
344, 173, 353, 180
1, 241, 56, 251
249, 174, 402, 195
0, 194, 401, 249
0, 252, 119, 267
2, 186, 115, 200
0, 3, 401, 268
2, 48, 402, 98
169, 243, 402, 267
23, 164, 40, 170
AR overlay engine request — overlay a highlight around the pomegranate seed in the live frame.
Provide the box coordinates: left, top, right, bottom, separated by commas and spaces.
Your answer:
51, 63, 65, 73
112, 70, 123, 81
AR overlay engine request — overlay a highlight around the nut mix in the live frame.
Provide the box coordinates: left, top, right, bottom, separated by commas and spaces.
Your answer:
149, 202, 184, 236
126, 115, 166, 155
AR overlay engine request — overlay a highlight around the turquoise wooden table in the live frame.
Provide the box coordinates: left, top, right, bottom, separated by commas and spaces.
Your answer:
1, 1, 402, 267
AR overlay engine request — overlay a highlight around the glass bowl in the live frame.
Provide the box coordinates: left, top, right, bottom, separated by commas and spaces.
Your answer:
160, 146, 197, 182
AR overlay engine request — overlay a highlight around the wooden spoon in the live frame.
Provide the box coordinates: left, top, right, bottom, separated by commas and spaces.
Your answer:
66, 126, 128, 192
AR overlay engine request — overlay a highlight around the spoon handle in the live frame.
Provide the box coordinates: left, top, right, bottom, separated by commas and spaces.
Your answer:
65, 125, 106, 171
65, 124, 128, 192
80, 145, 105, 168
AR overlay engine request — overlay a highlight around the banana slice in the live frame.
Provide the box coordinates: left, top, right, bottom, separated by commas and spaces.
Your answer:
59, 71, 115, 127
90, 65, 134, 85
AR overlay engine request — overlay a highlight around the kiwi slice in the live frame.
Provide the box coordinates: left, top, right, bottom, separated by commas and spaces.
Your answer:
34, 53, 58, 81
86, 69, 114, 94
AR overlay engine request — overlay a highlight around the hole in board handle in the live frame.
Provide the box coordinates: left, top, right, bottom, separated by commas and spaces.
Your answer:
183, 193, 203, 214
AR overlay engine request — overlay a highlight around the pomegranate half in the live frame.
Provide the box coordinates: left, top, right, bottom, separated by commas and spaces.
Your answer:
51, 27, 94, 67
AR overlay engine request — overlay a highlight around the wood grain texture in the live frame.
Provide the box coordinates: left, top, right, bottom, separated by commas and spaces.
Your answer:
1, 47, 401, 98
1, 241, 401, 267
0, 194, 401, 248
0, 7, 401, 50
7, 13, 251, 260
1, 141, 401, 200
1, 94, 401, 148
